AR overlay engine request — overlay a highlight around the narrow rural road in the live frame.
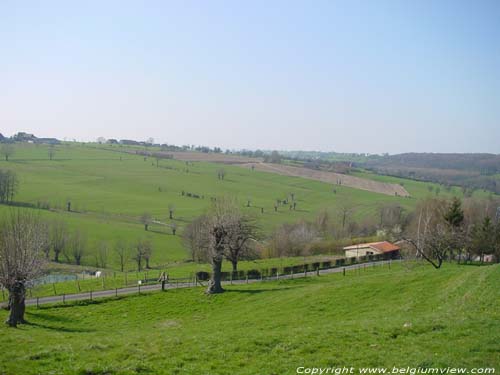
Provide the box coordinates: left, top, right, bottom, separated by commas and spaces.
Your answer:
7, 260, 397, 308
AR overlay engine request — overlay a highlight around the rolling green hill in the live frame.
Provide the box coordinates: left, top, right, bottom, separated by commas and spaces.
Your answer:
0, 142, 490, 271
0, 262, 498, 374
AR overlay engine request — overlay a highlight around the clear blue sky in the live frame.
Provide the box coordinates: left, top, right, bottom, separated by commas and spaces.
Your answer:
1, 0, 499, 153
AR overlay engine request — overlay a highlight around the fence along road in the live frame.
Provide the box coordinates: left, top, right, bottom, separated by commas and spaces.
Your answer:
5, 259, 398, 308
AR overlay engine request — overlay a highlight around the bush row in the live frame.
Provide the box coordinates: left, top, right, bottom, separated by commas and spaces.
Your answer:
195, 253, 394, 281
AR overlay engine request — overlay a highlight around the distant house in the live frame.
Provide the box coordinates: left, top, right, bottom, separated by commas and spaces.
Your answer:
107, 139, 119, 144
34, 138, 60, 145
13, 132, 36, 142
120, 139, 140, 146
343, 241, 400, 258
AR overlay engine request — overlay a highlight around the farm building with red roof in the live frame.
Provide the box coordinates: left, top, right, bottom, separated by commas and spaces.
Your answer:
343, 241, 400, 258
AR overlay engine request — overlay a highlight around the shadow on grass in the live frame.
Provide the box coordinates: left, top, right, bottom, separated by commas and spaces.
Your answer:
0, 201, 37, 209
148, 229, 169, 235
26, 311, 73, 323
34, 295, 131, 310
23, 321, 95, 333
224, 286, 295, 294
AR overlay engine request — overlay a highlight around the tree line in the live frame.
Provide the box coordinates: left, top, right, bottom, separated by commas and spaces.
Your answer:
0, 170, 18, 204
404, 197, 500, 268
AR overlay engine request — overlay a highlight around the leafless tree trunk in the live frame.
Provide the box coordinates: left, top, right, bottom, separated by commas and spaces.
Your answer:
0, 211, 48, 327
134, 240, 151, 271
96, 241, 108, 268
51, 220, 68, 262
70, 230, 86, 265
168, 204, 175, 220
207, 226, 225, 294
114, 239, 128, 272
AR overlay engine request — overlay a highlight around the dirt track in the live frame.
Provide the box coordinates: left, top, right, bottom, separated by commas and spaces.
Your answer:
241, 163, 410, 197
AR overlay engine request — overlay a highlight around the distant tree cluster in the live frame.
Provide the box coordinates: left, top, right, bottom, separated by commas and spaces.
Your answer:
264, 151, 282, 164
1, 144, 15, 162
0, 170, 18, 203
404, 196, 500, 268
362, 153, 500, 194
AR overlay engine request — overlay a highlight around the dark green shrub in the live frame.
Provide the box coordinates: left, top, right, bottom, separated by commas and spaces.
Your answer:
195, 271, 210, 281
321, 261, 331, 269
292, 264, 304, 273
247, 269, 261, 279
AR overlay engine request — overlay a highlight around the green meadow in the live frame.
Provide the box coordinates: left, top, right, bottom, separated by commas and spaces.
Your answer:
0, 142, 489, 273
0, 262, 498, 374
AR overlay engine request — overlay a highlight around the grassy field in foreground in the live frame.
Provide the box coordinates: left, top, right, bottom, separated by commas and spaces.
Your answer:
1, 143, 490, 272
0, 263, 498, 374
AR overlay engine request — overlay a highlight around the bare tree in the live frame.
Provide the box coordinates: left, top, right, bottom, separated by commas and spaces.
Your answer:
1, 144, 14, 162
339, 204, 354, 230
0, 211, 48, 327
69, 230, 86, 265
225, 215, 259, 274
134, 239, 152, 270
50, 220, 68, 263
41, 222, 51, 259
404, 198, 464, 269
202, 197, 258, 294
182, 215, 210, 262
114, 239, 128, 272
168, 204, 175, 220
269, 220, 318, 258
96, 241, 109, 268
133, 240, 145, 271
316, 210, 330, 235
0, 170, 18, 203
217, 168, 226, 180
143, 240, 153, 268
140, 212, 152, 231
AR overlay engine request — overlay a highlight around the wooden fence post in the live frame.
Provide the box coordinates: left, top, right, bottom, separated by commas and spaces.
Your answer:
90, 290, 92, 301
115, 288, 118, 297
63, 294, 65, 304
52, 283, 57, 295
343, 268, 345, 277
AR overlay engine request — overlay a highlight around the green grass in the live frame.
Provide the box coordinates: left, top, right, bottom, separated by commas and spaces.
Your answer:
0, 262, 498, 374
1, 143, 492, 272
2, 255, 341, 301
